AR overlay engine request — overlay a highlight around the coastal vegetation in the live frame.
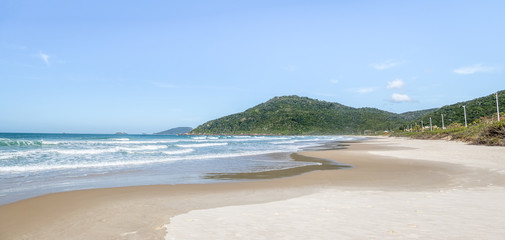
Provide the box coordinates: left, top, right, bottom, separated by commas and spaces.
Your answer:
392, 90, 505, 146
391, 117, 505, 146
190, 96, 422, 135
403, 90, 505, 130
190, 90, 505, 143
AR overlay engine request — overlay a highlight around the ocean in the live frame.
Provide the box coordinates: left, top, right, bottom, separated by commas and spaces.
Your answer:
0, 133, 359, 205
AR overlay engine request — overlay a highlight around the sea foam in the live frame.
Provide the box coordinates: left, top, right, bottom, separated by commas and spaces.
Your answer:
176, 142, 228, 148
0, 149, 282, 173
0, 138, 43, 147
0, 133, 356, 205
162, 149, 195, 155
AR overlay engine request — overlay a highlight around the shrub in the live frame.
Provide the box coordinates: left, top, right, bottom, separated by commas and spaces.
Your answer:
473, 121, 505, 146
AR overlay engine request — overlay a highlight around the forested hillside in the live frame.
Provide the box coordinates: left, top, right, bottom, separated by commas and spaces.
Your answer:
191, 96, 406, 135
190, 91, 504, 135
409, 90, 505, 128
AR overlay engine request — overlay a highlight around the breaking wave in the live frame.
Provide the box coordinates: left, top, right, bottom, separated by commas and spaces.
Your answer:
0, 138, 43, 147
176, 142, 228, 148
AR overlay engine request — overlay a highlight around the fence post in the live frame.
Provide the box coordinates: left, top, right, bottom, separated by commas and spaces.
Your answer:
497, 92, 500, 121
463, 105, 467, 127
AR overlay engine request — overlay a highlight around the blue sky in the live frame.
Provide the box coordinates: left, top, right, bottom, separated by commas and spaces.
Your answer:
1, 0, 504, 133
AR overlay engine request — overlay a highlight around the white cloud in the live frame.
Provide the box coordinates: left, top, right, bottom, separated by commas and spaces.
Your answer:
387, 78, 404, 89
357, 87, 374, 93
39, 52, 50, 66
453, 64, 497, 74
329, 79, 339, 84
391, 93, 412, 102
370, 60, 401, 70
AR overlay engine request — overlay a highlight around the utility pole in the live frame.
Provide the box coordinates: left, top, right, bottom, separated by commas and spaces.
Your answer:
463, 105, 468, 127
421, 120, 424, 132
430, 117, 432, 131
441, 114, 445, 129
497, 92, 500, 121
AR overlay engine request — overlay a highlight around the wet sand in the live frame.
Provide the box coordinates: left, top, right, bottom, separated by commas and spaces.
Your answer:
2, 137, 505, 239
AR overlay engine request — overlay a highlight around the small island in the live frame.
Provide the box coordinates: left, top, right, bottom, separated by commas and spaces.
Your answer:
154, 127, 193, 135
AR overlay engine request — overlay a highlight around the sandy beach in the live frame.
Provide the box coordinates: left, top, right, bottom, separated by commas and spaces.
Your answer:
1, 136, 505, 239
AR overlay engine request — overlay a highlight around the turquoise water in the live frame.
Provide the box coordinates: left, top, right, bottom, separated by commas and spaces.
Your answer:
0, 133, 358, 204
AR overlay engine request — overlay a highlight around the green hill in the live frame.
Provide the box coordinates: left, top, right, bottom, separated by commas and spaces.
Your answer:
408, 90, 505, 128
190, 96, 407, 135
399, 108, 438, 121
190, 91, 504, 135
392, 90, 505, 146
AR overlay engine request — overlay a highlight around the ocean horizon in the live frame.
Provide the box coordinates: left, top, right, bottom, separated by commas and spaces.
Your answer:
0, 133, 359, 205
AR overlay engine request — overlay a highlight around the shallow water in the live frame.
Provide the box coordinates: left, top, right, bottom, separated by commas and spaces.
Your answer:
0, 133, 359, 204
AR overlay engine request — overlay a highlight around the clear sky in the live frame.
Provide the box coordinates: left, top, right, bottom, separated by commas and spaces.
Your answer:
1, 0, 504, 134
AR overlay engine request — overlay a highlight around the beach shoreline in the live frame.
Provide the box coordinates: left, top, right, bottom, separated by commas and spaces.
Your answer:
2, 136, 505, 239
0, 134, 353, 206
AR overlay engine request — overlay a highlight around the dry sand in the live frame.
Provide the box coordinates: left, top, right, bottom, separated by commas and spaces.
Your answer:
166, 137, 505, 239
1, 137, 505, 239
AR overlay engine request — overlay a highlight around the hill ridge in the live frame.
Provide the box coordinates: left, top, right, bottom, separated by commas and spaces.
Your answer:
191, 95, 406, 135
190, 91, 503, 135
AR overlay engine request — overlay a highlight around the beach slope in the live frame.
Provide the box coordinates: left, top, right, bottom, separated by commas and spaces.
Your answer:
2, 137, 505, 239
